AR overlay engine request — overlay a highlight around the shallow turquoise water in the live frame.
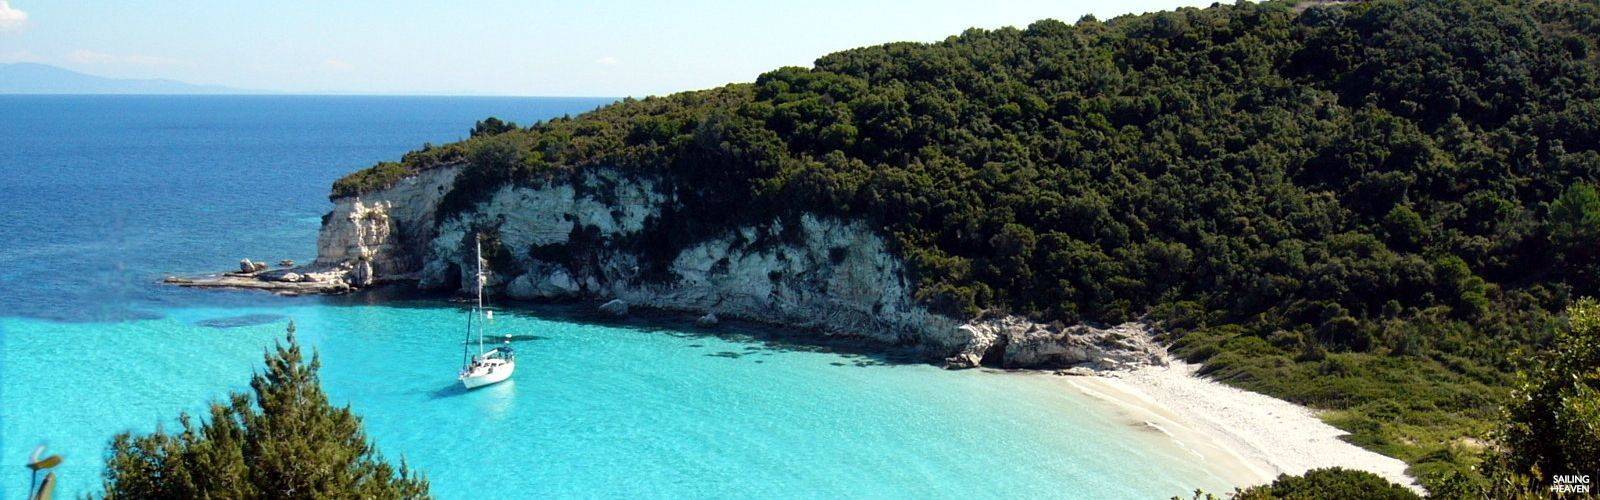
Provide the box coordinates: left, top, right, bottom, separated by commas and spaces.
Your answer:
2, 303, 1234, 498
0, 96, 1236, 498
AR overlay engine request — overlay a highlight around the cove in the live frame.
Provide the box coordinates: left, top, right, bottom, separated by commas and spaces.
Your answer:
1, 301, 1236, 498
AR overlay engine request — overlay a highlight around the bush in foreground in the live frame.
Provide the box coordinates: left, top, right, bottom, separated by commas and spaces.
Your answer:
101, 323, 429, 499
1181, 467, 1420, 500
1463, 298, 1600, 497
1496, 298, 1600, 479
1239, 468, 1418, 499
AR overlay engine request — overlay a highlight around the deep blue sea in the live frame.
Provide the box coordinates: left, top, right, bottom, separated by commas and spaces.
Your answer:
0, 95, 1235, 498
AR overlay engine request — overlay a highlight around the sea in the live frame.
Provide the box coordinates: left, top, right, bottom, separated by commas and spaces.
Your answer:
0, 95, 1236, 498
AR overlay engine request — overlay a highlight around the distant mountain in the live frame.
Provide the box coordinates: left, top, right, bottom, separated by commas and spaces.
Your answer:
0, 63, 253, 94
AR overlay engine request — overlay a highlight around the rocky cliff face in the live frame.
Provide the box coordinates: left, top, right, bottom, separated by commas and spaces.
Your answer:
316, 164, 460, 286
315, 164, 1163, 370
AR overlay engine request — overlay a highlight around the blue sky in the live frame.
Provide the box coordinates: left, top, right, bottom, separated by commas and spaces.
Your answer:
0, 0, 1221, 96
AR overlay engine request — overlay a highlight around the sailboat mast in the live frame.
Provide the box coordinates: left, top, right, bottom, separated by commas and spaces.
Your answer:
476, 234, 485, 356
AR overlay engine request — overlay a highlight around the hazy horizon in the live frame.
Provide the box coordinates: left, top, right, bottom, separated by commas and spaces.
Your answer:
0, 62, 630, 97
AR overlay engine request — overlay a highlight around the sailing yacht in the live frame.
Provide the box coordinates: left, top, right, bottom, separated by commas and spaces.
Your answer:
459, 234, 516, 389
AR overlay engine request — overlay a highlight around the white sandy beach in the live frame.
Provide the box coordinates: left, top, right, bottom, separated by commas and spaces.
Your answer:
1063, 360, 1422, 494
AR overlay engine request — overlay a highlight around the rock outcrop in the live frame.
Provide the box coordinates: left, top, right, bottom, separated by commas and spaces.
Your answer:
316, 163, 461, 282
305, 163, 1165, 370
507, 267, 580, 299
239, 259, 268, 273
977, 319, 1165, 370
164, 265, 352, 295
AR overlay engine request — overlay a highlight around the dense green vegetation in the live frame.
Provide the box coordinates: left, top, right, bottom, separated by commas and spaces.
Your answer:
333, 0, 1600, 490
101, 324, 429, 499
1230, 467, 1421, 499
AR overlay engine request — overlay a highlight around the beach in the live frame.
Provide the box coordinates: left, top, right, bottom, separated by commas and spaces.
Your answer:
1065, 360, 1422, 494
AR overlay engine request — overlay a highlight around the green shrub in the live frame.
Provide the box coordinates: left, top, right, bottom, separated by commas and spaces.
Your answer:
1234, 468, 1419, 500
101, 323, 429, 498
330, 161, 413, 199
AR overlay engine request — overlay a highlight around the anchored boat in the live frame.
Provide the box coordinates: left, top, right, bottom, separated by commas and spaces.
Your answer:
459, 234, 516, 389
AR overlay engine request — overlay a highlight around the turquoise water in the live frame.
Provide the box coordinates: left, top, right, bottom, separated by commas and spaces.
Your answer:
0, 96, 1234, 498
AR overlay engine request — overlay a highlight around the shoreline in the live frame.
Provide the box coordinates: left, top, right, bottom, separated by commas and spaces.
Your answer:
168, 279, 1422, 493
1061, 360, 1422, 494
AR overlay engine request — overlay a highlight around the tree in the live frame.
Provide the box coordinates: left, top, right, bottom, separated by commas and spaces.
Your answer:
1381, 205, 1427, 251
1550, 183, 1600, 246
102, 323, 429, 499
469, 117, 518, 137
1484, 298, 1600, 493
1550, 183, 1600, 292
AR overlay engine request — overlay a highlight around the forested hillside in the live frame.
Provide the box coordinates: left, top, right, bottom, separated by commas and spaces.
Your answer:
334, 0, 1600, 489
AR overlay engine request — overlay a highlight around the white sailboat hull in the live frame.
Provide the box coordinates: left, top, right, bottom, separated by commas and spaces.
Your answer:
459, 359, 515, 389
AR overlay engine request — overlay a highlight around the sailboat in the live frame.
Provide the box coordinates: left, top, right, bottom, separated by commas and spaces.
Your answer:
459, 234, 516, 389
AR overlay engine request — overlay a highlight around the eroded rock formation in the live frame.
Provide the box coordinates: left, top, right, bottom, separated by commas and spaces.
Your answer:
305, 163, 1165, 370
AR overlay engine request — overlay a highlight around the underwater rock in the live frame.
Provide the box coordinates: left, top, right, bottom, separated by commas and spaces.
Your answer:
196, 314, 286, 329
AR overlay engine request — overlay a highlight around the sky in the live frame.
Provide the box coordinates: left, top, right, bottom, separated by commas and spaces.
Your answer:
0, 0, 1223, 97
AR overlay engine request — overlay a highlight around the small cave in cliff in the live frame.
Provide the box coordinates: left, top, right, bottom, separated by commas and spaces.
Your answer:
439, 262, 462, 291
980, 335, 1009, 367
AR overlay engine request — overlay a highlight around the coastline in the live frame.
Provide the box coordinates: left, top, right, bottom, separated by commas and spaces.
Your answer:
170, 275, 1426, 494
576, 296, 1424, 494
1062, 360, 1423, 494
170, 270, 1425, 494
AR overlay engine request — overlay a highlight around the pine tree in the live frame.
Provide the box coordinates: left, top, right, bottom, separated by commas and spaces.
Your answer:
102, 322, 430, 499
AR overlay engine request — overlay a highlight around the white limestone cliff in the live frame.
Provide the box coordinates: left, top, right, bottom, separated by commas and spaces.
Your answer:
316, 163, 461, 283
314, 163, 1163, 369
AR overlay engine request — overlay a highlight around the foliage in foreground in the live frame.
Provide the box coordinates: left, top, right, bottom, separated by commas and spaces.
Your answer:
331, 0, 1600, 490
1459, 298, 1600, 497
1496, 298, 1600, 481
1180, 468, 1418, 500
1234, 467, 1420, 500
101, 323, 429, 499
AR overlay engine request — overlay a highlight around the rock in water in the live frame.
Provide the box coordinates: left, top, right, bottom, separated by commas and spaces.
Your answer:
251, 261, 268, 272
696, 312, 720, 327
599, 299, 630, 316
279, 259, 296, 267
239, 258, 256, 273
